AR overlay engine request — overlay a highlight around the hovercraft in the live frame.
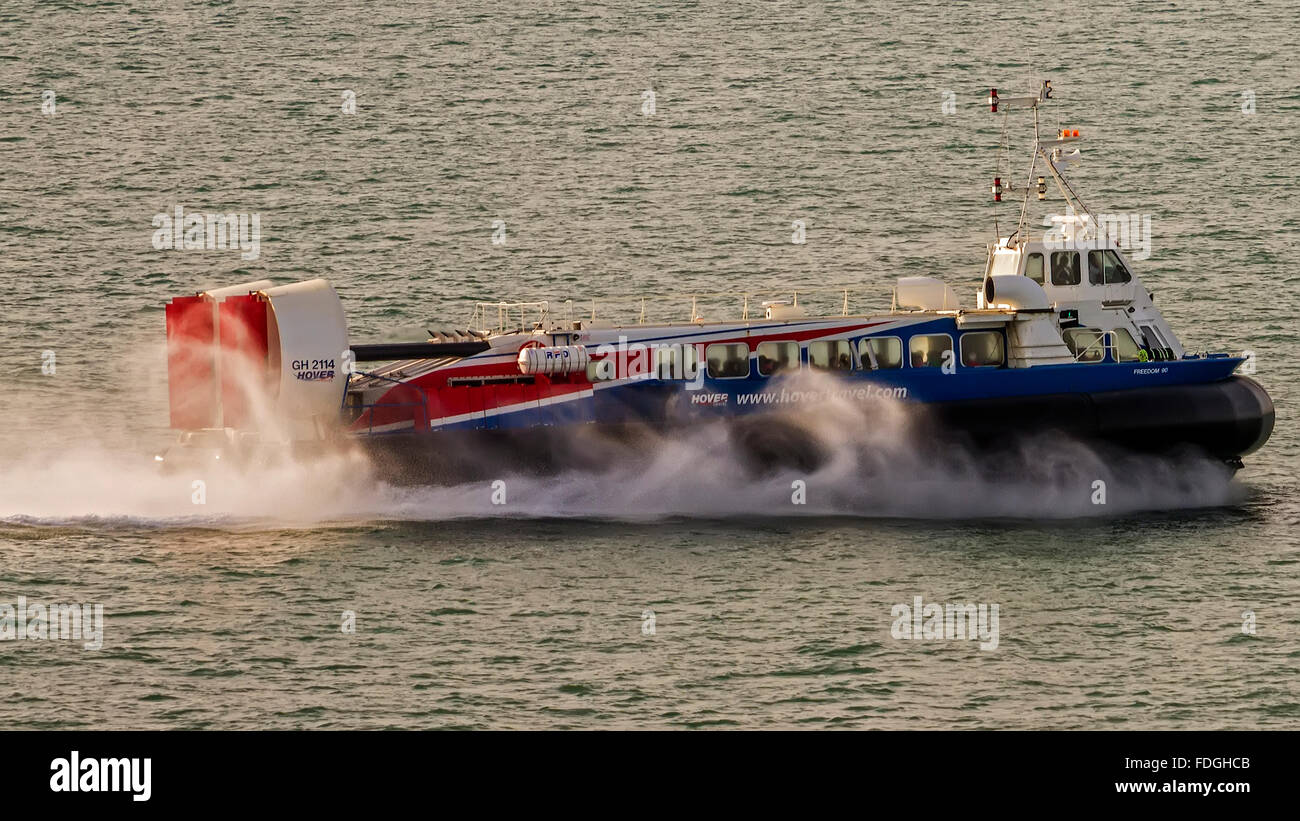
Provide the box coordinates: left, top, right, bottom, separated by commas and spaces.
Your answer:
157, 82, 1273, 480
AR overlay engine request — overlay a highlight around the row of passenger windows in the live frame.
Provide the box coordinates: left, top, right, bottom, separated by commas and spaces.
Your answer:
1024, 250, 1133, 287
587, 325, 1145, 380
705, 333, 1006, 379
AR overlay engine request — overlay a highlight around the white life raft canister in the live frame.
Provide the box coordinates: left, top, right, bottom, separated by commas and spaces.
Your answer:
517, 345, 590, 375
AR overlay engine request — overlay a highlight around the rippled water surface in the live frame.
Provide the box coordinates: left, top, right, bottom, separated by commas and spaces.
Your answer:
0, 0, 1297, 728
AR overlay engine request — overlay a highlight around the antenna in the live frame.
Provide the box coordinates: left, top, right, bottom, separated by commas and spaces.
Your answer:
986, 80, 1104, 248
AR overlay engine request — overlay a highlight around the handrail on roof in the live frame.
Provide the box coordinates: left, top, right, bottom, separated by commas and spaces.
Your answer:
468, 300, 561, 334
465, 288, 885, 332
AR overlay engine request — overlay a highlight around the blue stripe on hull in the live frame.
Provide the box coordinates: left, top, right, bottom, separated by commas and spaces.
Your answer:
388, 356, 1242, 434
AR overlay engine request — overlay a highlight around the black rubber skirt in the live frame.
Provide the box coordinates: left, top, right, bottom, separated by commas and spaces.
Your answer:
359, 376, 1275, 482
923, 375, 1274, 460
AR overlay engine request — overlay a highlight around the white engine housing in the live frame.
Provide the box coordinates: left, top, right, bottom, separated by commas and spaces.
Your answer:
895, 277, 961, 311
983, 275, 1051, 310
263, 280, 350, 436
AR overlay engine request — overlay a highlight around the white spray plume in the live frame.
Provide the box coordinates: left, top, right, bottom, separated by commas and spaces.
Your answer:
1, 367, 1241, 528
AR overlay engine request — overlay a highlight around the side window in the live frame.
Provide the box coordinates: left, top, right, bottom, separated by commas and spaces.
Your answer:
586, 358, 614, 382
1087, 250, 1105, 285
756, 341, 798, 376
909, 334, 953, 368
960, 331, 1005, 367
685, 344, 700, 376
808, 339, 853, 371
1063, 328, 1105, 363
1087, 250, 1132, 285
859, 336, 902, 370
1110, 328, 1142, 362
1025, 252, 1045, 284
654, 344, 699, 379
1138, 324, 1164, 350
1051, 251, 1081, 286
1102, 250, 1132, 284
706, 342, 750, 379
